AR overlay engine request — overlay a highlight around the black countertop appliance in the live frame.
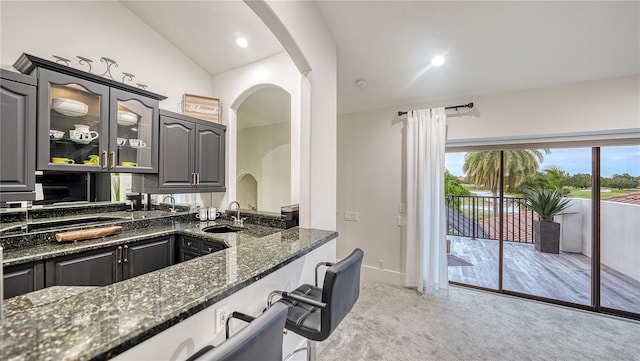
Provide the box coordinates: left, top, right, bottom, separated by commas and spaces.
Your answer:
281, 204, 299, 229
126, 193, 143, 211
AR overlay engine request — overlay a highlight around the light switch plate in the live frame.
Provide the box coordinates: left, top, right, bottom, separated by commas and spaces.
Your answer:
344, 212, 359, 222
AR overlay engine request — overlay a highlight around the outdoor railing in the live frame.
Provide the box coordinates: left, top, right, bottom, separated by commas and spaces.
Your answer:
445, 194, 535, 243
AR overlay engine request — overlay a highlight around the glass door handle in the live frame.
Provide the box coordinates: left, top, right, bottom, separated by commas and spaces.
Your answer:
110, 151, 116, 169
102, 151, 108, 170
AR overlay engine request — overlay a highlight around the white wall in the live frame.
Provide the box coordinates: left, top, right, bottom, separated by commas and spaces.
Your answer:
261, 1, 338, 230
237, 123, 291, 213
0, 1, 213, 110
337, 76, 640, 284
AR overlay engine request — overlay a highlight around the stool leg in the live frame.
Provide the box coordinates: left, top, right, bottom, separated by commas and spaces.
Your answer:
283, 339, 317, 361
307, 339, 316, 361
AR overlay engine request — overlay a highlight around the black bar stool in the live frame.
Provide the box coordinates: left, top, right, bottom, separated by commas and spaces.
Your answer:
186, 302, 289, 361
268, 248, 364, 361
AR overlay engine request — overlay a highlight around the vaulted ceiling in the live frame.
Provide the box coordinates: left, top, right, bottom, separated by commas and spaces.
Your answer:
123, 1, 640, 116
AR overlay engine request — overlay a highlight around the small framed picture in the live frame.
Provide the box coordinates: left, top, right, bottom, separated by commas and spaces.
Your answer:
182, 93, 220, 123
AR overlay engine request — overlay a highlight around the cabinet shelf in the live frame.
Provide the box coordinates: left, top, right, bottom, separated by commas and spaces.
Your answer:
50, 138, 99, 147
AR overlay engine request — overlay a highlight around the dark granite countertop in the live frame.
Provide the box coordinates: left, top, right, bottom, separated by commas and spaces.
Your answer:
0, 216, 337, 360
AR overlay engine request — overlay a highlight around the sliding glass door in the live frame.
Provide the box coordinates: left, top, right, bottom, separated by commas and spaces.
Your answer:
599, 145, 640, 315
501, 147, 592, 306
446, 144, 640, 320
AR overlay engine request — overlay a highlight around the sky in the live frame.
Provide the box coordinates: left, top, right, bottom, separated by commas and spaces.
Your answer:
446, 145, 640, 178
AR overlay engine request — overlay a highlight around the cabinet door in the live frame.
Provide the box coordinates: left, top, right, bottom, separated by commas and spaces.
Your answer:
195, 124, 226, 189
37, 68, 109, 171
3, 262, 44, 299
158, 117, 196, 188
179, 249, 200, 263
0, 78, 36, 197
45, 247, 119, 287
109, 88, 159, 173
123, 236, 174, 280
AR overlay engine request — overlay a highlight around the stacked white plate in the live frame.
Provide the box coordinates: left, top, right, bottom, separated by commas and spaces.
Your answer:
52, 98, 88, 117
117, 110, 138, 126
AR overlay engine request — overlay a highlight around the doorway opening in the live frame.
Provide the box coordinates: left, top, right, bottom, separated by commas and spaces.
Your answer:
236, 86, 291, 213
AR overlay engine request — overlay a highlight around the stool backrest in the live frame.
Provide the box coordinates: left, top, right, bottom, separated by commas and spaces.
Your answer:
192, 302, 288, 361
321, 248, 364, 339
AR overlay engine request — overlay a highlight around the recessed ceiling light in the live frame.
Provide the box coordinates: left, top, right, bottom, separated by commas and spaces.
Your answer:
235, 37, 248, 48
431, 55, 445, 66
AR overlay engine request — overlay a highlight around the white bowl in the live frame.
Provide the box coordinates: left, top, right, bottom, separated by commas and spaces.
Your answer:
52, 98, 88, 117
117, 111, 138, 126
49, 129, 65, 140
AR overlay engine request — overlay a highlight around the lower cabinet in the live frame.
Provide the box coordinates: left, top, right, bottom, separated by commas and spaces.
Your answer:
3, 261, 44, 299
177, 235, 227, 263
45, 236, 174, 287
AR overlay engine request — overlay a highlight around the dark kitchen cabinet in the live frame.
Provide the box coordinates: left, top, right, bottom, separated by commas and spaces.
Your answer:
45, 236, 174, 287
0, 69, 36, 202
45, 247, 120, 287
3, 261, 44, 299
13, 53, 165, 174
177, 235, 227, 262
122, 236, 175, 279
132, 110, 226, 194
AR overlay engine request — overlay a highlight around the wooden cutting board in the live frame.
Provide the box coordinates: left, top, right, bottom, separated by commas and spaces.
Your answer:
55, 226, 123, 243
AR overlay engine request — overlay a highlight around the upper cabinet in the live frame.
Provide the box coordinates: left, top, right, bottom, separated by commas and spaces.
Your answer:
0, 70, 37, 201
132, 110, 226, 193
13, 53, 165, 173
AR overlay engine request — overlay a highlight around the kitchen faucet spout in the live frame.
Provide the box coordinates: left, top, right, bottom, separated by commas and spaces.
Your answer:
229, 201, 242, 226
164, 196, 177, 214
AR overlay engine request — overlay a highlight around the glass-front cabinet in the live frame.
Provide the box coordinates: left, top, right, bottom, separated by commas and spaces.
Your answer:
109, 89, 158, 172
38, 69, 109, 172
14, 53, 165, 174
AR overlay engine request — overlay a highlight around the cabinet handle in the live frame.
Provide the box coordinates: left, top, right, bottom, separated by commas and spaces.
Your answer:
102, 151, 108, 169
117, 246, 122, 263
110, 151, 116, 169
197, 172, 200, 185
191, 172, 195, 185
207, 247, 213, 252
123, 245, 129, 263
187, 241, 192, 247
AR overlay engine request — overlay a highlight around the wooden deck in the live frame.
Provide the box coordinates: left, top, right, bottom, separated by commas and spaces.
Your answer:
448, 236, 640, 314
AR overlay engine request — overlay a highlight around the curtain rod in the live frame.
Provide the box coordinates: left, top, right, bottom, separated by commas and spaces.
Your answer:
397, 102, 474, 117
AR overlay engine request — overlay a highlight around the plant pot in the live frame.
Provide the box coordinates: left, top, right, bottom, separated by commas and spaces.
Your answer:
533, 220, 561, 254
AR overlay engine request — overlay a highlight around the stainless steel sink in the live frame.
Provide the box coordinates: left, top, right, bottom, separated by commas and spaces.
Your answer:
201, 224, 244, 233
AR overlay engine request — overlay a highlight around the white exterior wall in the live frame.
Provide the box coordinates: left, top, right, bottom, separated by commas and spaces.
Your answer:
0, 1, 213, 110
337, 76, 640, 283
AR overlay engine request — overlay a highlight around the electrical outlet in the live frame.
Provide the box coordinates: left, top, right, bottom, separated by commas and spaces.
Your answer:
378, 259, 384, 269
344, 211, 359, 222
214, 304, 231, 334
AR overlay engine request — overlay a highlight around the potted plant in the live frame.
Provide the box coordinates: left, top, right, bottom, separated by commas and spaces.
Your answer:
519, 187, 572, 253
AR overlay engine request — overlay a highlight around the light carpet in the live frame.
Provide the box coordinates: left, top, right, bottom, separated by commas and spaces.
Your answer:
316, 281, 640, 361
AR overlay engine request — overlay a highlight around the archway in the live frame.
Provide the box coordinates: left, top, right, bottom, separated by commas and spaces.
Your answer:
237, 173, 258, 210
236, 85, 291, 212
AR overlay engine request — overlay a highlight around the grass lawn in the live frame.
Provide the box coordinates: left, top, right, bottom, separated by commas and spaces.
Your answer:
566, 188, 640, 199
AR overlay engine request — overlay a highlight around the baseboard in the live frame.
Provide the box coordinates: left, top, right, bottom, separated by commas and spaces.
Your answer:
361, 265, 403, 286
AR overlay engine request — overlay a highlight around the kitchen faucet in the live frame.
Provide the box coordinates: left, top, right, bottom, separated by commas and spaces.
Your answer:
229, 201, 245, 226
163, 195, 177, 214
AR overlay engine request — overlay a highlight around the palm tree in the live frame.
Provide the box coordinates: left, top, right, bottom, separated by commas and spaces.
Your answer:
463, 149, 548, 197
463, 149, 549, 216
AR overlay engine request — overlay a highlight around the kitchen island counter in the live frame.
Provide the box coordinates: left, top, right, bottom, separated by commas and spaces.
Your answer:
0, 220, 337, 360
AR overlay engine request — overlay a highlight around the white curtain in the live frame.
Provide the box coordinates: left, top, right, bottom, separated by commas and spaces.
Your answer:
404, 108, 448, 293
